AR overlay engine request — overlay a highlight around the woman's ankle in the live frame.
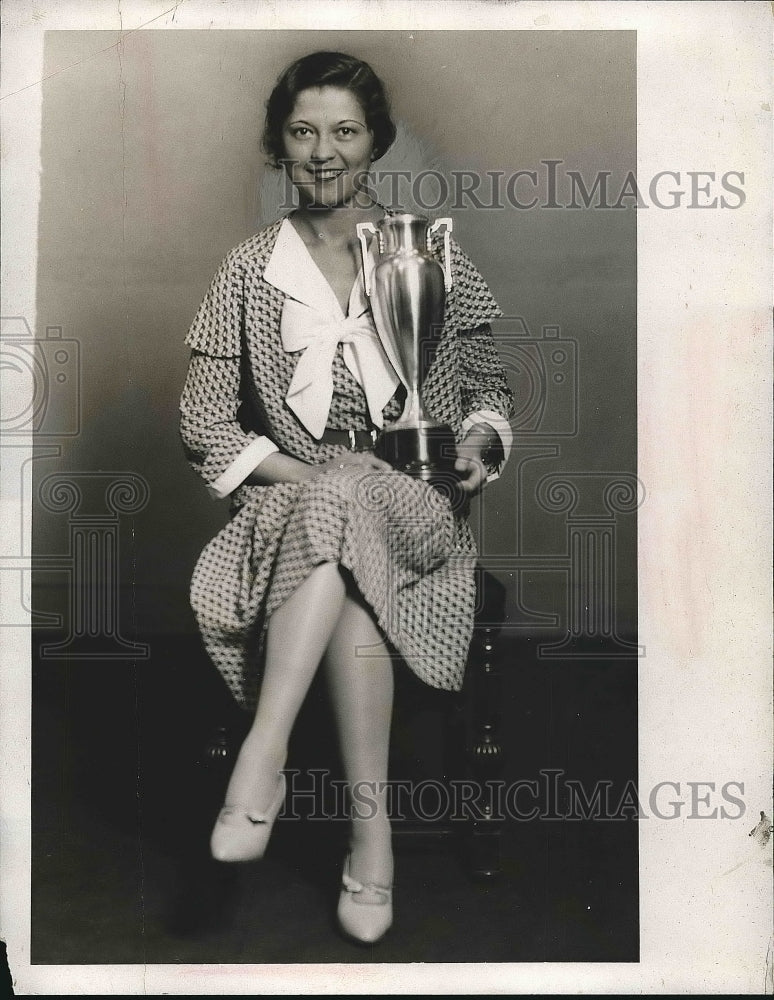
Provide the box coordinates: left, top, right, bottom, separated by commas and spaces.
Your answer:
348, 819, 393, 884
238, 731, 288, 770
224, 737, 287, 807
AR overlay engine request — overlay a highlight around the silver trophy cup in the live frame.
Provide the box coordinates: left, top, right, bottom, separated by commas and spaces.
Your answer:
356, 213, 460, 492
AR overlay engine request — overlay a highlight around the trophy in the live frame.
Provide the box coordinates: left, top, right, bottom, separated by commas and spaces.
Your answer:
356, 213, 461, 495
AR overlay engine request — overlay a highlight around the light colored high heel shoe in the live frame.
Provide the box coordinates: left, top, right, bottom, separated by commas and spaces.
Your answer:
337, 852, 393, 944
209, 772, 286, 863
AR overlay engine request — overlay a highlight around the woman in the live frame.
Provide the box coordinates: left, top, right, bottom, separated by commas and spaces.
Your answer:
179, 50, 514, 944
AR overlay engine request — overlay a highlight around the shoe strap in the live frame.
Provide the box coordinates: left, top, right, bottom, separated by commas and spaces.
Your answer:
342, 869, 392, 901
217, 805, 269, 825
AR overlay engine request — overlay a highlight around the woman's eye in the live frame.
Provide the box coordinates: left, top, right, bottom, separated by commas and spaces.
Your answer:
338, 127, 355, 137
291, 127, 312, 138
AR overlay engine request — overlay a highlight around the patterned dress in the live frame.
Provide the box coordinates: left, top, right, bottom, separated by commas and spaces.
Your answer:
180, 216, 513, 712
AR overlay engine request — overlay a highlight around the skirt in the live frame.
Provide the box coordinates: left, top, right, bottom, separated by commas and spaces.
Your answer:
190, 462, 478, 712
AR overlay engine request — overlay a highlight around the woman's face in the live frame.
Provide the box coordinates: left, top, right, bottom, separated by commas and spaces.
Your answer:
282, 86, 375, 208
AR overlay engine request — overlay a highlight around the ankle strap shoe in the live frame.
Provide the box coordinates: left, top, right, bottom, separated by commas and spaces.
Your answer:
210, 772, 286, 863
337, 852, 393, 944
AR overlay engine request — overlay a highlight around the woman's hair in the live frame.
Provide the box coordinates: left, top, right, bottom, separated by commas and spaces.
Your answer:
263, 51, 397, 167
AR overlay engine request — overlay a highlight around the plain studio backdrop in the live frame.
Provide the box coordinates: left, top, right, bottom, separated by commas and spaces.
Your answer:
32, 28, 636, 641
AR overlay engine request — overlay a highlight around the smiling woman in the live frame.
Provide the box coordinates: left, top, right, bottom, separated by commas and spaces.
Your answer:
283, 89, 373, 207
179, 49, 514, 946
263, 50, 397, 168
280, 85, 383, 312
262, 52, 396, 310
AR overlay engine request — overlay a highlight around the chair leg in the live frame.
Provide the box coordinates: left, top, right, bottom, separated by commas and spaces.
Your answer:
467, 624, 505, 878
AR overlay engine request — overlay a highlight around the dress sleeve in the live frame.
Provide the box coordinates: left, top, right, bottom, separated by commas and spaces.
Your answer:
185, 251, 243, 358
444, 235, 503, 331
443, 237, 515, 481
180, 252, 278, 499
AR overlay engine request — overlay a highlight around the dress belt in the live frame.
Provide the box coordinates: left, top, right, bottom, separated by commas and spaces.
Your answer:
320, 427, 379, 451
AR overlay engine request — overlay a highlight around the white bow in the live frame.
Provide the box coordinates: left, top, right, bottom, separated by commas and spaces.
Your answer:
281, 299, 400, 439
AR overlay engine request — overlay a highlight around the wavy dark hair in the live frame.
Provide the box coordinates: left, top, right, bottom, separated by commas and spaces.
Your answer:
263, 51, 397, 167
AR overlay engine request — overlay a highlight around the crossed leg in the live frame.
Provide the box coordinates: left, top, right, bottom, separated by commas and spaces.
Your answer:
220, 561, 395, 888
221, 561, 347, 813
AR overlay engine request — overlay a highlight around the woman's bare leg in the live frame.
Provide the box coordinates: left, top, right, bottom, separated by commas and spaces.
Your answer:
222, 562, 347, 811
324, 584, 394, 888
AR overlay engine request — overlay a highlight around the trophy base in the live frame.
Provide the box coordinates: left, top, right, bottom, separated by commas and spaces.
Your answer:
375, 424, 466, 510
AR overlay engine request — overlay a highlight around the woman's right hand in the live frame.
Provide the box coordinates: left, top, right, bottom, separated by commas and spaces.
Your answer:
308, 451, 394, 478
246, 450, 393, 486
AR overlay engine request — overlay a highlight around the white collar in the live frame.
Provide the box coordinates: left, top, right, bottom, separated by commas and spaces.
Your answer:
263, 217, 370, 319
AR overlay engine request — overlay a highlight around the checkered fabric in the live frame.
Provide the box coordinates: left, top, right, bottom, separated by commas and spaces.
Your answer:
180, 215, 514, 711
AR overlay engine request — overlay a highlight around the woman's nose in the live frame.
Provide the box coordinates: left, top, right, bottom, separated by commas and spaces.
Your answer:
310, 134, 334, 161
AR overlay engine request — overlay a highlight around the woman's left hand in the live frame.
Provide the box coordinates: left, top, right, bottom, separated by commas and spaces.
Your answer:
454, 439, 488, 496
454, 422, 500, 496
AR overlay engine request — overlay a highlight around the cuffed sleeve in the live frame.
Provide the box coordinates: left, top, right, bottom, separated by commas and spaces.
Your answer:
180, 351, 275, 499
206, 436, 279, 500
436, 237, 515, 470
180, 249, 281, 499
457, 321, 514, 485
460, 408, 513, 484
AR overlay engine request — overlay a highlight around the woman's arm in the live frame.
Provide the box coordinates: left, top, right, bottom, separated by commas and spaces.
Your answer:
431, 236, 514, 494
180, 248, 286, 498
179, 351, 274, 498
454, 322, 515, 493
180, 350, 390, 496
244, 448, 391, 486
458, 323, 514, 430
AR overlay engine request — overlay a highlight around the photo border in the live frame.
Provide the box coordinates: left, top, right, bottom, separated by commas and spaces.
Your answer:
1, 1, 771, 994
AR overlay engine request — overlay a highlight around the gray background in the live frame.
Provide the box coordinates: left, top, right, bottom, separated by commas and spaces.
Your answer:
34, 29, 636, 639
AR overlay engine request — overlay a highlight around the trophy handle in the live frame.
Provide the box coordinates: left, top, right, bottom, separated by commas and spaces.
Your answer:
356, 221, 381, 297
427, 217, 454, 292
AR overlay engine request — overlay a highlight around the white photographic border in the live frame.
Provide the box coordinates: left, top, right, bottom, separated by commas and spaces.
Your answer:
1, 0, 771, 994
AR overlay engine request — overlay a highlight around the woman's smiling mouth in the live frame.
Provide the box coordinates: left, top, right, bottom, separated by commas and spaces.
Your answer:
309, 168, 346, 181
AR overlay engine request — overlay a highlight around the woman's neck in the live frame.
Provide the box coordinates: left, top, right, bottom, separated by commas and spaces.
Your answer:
293, 200, 383, 246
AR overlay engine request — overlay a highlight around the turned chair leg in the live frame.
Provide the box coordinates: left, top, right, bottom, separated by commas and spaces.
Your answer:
465, 572, 507, 878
